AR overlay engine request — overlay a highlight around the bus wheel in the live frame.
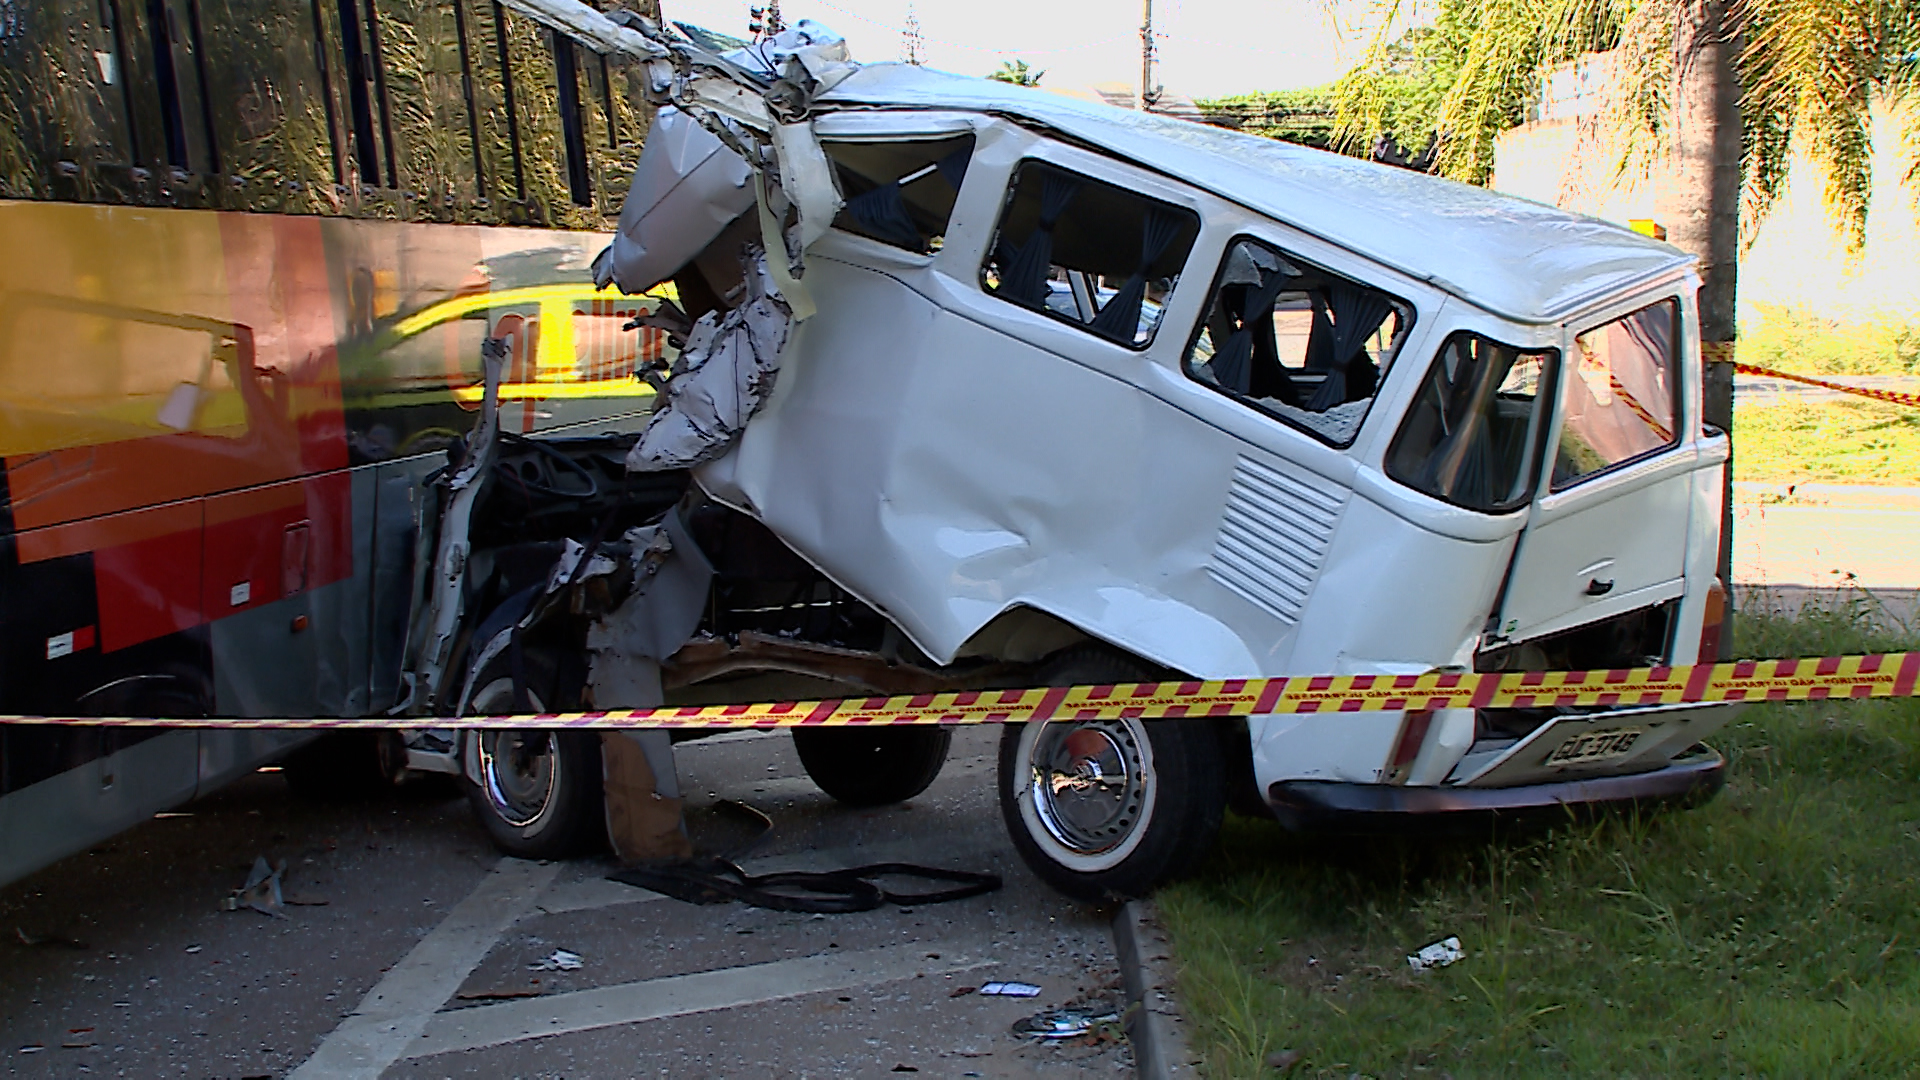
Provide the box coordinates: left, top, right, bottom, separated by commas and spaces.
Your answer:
792, 726, 952, 806
462, 654, 605, 859
997, 649, 1225, 902
282, 731, 406, 801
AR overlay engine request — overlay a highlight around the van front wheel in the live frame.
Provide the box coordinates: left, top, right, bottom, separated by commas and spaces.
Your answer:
997, 652, 1225, 901
462, 651, 605, 859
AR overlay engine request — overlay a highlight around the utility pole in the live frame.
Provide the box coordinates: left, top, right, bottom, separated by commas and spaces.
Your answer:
901, 3, 924, 65
1139, 0, 1156, 110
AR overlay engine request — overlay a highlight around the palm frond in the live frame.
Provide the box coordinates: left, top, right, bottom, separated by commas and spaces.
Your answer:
1335, 0, 1920, 249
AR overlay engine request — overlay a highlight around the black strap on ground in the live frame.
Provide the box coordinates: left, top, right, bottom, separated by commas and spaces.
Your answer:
607, 856, 1001, 914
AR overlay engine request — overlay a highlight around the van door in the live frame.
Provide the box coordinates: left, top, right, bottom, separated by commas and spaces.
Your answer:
1491, 296, 1702, 645
706, 126, 1226, 665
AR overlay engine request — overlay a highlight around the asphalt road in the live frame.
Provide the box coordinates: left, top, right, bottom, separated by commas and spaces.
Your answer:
0, 727, 1131, 1079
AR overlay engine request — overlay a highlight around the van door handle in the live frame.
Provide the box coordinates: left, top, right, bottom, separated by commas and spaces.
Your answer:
1585, 578, 1615, 596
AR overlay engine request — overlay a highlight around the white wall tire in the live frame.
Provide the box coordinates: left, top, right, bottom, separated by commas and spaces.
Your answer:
996, 649, 1225, 901
1008, 717, 1159, 874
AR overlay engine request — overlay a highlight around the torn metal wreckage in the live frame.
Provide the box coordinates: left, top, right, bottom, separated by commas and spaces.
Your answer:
409, 2, 1740, 900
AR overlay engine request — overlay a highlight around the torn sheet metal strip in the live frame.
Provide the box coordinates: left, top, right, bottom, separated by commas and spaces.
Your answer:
5, 653, 1915, 729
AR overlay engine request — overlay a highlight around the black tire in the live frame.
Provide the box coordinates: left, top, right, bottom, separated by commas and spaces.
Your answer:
282, 731, 406, 801
461, 648, 606, 859
792, 726, 953, 806
997, 648, 1225, 902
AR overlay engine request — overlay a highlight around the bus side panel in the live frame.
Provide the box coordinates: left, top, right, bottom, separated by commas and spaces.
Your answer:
0, 730, 201, 885
0, 528, 208, 885
205, 470, 369, 724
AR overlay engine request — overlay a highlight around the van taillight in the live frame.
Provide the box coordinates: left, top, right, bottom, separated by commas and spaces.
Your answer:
1698, 578, 1726, 662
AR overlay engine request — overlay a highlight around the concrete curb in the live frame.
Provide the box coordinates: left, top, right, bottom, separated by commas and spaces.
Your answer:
1113, 899, 1199, 1079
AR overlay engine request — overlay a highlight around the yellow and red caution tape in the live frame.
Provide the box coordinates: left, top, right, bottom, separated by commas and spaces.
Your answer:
1, 653, 1914, 730
1736, 362, 1920, 409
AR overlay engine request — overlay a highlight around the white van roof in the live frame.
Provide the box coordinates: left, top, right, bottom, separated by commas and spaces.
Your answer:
820, 64, 1695, 325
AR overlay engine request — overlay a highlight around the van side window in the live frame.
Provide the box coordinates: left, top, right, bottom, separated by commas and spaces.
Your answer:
981, 160, 1199, 348
1184, 238, 1410, 445
1552, 299, 1680, 489
1387, 333, 1556, 513
824, 135, 974, 254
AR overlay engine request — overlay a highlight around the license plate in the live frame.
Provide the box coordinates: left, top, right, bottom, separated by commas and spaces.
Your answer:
1545, 728, 1643, 766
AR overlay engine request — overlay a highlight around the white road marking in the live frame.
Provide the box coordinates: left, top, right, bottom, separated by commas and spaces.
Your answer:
404, 940, 992, 1059
535, 875, 667, 915
288, 857, 561, 1080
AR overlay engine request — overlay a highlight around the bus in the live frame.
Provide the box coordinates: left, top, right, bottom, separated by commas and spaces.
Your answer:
0, 0, 668, 884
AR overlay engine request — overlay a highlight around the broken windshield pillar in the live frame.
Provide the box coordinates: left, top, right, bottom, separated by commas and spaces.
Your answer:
624, 246, 791, 471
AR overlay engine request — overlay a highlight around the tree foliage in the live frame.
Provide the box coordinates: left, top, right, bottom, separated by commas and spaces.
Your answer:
987, 59, 1046, 87
1332, 0, 1920, 248
1195, 87, 1338, 149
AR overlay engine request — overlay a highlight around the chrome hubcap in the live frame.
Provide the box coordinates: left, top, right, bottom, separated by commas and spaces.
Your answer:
1028, 721, 1148, 856
477, 730, 558, 828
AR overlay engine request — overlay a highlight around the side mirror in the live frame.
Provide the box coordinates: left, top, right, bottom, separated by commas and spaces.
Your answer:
156, 381, 204, 431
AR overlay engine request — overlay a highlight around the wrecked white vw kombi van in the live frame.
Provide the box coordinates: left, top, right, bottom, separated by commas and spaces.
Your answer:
415, 9, 1737, 901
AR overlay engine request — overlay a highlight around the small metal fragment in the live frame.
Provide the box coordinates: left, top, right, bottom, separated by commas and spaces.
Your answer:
1011, 1004, 1121, 1040
1407, 936, 1464, 971
529, 949, 584, 972
976, 981, 1041, 998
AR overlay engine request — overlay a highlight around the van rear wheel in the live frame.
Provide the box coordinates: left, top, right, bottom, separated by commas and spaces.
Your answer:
997, 649, 1225, 901
793, 726, 952, 806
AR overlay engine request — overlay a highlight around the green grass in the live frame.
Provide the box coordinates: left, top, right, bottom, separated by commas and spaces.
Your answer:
1159, 600, 1920, 1077
1740, 306, 1920, 379
1734, 397, 1920, 487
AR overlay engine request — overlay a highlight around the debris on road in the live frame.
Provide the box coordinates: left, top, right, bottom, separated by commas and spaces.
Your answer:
13, 927, 88, 950
1407, 936, 1464, 971
222, 856, 287, 918
529, 949, 584, 972
976, 981, 1041, 998
1011, 1003, 1122, 1040
609, 857, 999, 913
1266, 1048, 1303, 1071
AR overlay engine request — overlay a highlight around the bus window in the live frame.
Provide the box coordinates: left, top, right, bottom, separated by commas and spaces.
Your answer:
0, 3, 140, 198
465, 1, 526, 213
598, 40, 651, 212
553, 31, 592, 208
330, 0, 398, 190
493, 8, 575, 224
144, 0, 223, 176
370, 0, 484, 216
196, 0, 337, 212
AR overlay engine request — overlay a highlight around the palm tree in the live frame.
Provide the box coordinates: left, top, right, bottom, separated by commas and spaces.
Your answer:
988, 59, 1046, 87
1333, 0, 1920, 646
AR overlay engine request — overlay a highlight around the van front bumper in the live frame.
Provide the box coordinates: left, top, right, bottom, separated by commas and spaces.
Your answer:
1266, 747, 1726, 834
